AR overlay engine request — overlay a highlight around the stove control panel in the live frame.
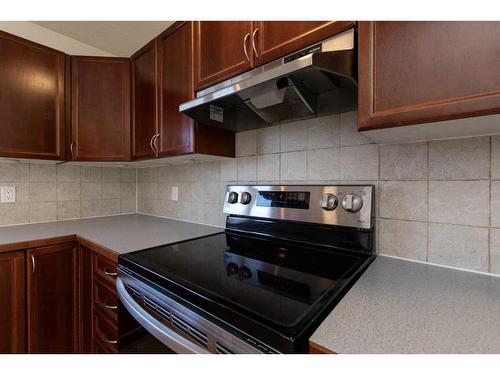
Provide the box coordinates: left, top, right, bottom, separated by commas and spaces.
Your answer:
223, 185, 373, 229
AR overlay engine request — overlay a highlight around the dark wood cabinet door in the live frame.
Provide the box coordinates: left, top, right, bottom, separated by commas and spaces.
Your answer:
79, 245, 93, 353
0, 31, 65, 160
132, 40, 159, 160
0, 251, 25, 353
158, 22, 195, 156
358, 21, 500, 130
253, 21, 355, 66
193, 21, 253, 90
27, 243, 78, 353
71, 56, 131, 160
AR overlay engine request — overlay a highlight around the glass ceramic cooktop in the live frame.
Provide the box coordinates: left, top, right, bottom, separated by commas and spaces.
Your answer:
121, 232, 364, 327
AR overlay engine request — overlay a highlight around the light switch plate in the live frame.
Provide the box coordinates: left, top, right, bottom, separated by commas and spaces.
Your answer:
0, 186, 16, 203
171, 186, 179, 201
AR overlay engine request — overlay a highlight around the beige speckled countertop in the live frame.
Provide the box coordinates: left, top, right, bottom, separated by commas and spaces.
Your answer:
310, 255, 500, 353
0, 214, 223, 255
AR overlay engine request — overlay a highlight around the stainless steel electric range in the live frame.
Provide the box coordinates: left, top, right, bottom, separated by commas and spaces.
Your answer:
117, 185, 375, 354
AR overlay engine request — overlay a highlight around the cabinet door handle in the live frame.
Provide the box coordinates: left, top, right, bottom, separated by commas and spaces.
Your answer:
150, 135, 156, 154
70, 141, 74, 159
31, 255, 36, 274
154, 133, 160, 154
100, 334, 118, 345
251, 28, 259, 59
103, 299, 118, 310
243, 32, 250, 62
103, 268, 117, 277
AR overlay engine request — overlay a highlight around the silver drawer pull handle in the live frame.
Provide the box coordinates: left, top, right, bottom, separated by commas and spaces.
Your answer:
103, 268, 117, 277
100, 334, 117, 345
251, 28, 259, 58
31, 255, 36, 274
103, 299, 118, 310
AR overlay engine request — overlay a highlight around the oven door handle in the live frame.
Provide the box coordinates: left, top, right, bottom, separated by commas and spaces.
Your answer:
116, 278, 210, 354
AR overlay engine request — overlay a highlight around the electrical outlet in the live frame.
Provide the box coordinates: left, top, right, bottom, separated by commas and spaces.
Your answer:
0, 186, 16, 203
171, 186, 179, 201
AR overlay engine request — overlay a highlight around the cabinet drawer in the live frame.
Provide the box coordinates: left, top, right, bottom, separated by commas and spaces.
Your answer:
93, 277, 118, 323
93, 338, 115, 354
93, 253, 117, 287
93, 310, 118, 353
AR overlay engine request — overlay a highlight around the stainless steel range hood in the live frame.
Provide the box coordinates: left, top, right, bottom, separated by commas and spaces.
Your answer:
180, 29, 357, 132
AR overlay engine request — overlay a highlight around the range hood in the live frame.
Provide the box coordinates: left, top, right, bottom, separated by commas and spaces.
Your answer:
180, 29, 357, 132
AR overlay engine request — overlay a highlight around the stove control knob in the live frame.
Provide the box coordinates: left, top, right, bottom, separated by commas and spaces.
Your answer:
240, 266, 252, 279
226, 262, 239, 275
240, 192, 252, 205
227, 191, 239, 204
321, 193, 338, 211
341, 194, 363, 213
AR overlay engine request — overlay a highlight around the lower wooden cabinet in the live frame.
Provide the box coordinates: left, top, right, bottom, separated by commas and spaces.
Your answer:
26, 243, 79, 353
0, 251, 25, 353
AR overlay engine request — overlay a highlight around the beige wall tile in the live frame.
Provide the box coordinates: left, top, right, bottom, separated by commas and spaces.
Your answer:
81, 200, 101, 218
491, 181, 500, 228
340, 144, 379, 181
380, 143, 428, 180
428, 223, 488, 272
101, 199, 121, 215
257, 126, 280, 154
0, 162, 29, 182
4, 183, 30, 203
258, 154, 280, 181
491, 136, 500, 179
429, 137, 490, 180
102, 182, 121, 199
57, 182, 80, 201
378, 219, 427, 261
429, 181, 489, 226
220, 159, 237, 182
30, 164, 56, 182
280, 151, 307, 181
57, 201, 80, 220
204, 203, 224, 227
237, 156, 257, 182
280, 122, 308, 152
120, 198, 136, 214
81, 166, 101, 182
29, 202, 57, 223
489, 229, 500, 274
236, 130, 257, 156
81, 182, 101, 201
307, 114, 340, 150
340, 111, 372, 147
307, 148, 340, 181
102, 167, 121, 182
29, 183, 57, 203
121, 168, 136, 183
380, 181, 427, 221
120, 182, 136, 199
138, 167, 159, 183
0, 203, 29, 225
57, 165, 81, 182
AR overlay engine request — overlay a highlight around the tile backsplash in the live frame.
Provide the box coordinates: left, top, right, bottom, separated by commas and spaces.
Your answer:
0, 163, 136, 225
136, 111, 500, 276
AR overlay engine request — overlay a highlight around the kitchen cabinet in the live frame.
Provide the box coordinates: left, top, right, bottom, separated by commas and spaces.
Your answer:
0, 251, 25, 353
358, 21, 500, 131
193, 21, 254, 90
70, 56, 131, 161
253, 21, 355, 66
0, 31, 65, 160
131, 40, 159, 160
26, 242, 79, 353
309, 341, 335, 354
132, 22, 235, 160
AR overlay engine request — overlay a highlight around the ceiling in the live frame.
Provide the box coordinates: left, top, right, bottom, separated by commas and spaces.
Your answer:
33, 21, 175, 57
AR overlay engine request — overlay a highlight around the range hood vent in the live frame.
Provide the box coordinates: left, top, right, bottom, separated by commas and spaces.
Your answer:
180, 29, 357, 132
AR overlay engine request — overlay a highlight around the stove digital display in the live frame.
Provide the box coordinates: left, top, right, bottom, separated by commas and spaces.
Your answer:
256, 191, 310, 209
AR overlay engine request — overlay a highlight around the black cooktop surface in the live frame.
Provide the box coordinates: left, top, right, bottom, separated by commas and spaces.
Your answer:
120, 231, 366, 328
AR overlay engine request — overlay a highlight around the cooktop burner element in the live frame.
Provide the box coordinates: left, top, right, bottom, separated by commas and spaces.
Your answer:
118, 185, 375, 353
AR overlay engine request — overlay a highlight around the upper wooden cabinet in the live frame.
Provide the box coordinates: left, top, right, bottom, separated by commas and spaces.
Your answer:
193, 21, 253, 90
70, 56, 131, 161
132, 22, 235, 160
0, 251, 25, 353
253, 21, 355, 66
131, 40, 159, 160
358, 21, 500, 131
0, 31, 65, 160
158, 22, 195, 156
27, 243, 79, 353
193, 21, 354, 90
